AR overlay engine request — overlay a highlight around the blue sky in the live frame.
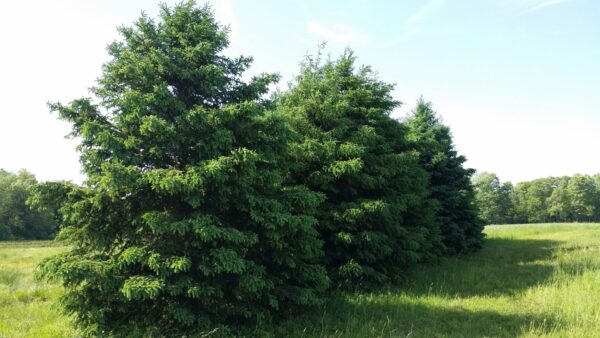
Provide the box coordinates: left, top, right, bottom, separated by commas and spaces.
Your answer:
0, 0, 598, 183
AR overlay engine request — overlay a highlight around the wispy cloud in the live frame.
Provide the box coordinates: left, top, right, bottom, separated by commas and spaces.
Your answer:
408, 0, 446, 25
521, 0, 574, 13
306, 21, 369, 44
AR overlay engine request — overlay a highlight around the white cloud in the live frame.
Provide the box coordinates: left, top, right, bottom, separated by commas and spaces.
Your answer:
306, 21, 369, 44
408, 0, 446, 24
210, 0, 238, 41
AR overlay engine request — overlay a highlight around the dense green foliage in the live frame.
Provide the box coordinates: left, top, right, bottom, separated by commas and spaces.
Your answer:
30, 1, 483, 335
32, 3, 328, 336
473, 172, 600, 224
472, 172, 515, 224
405, 100, 484, 254
0, 169, 57, 240
276, 52, 443, 289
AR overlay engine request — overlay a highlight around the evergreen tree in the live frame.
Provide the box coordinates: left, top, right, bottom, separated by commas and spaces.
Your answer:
32, 2, 328, 336
277, 50, 441, 289
405, 99, 484, 254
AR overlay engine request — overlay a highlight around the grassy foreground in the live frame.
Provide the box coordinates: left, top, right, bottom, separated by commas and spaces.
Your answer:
0, 241, 78, 337
3, 224, 600, 337
264, 223, 600, 337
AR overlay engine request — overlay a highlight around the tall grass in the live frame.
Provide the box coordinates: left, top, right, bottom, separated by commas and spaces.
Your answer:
3, 224, 600, 337
0, 242, 78, 337
259, 223, 600, 337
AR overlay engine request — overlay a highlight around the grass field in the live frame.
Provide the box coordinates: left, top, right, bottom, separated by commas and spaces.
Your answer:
3, 224, 600, 337
0, 241, 78, 337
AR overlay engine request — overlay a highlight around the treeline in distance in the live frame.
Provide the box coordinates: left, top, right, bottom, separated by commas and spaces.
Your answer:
473, 172, 600, 224
0, 169, 57, 240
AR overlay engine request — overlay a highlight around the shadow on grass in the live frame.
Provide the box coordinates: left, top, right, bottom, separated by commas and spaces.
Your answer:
261, 237, 563, 337
265, 295, 556, 338
400, 237, 562, 298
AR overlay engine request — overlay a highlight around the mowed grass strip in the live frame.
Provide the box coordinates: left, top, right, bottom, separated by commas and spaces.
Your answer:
0, 241, 78, 337
3, 224, 600, 337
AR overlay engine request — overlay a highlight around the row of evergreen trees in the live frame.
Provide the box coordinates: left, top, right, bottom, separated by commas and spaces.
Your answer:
473, 172, 600, 224
32, 2, 483, 336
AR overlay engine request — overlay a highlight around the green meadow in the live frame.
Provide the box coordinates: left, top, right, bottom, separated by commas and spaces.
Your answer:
0, 241, 77, 337
3, 223, 600, 337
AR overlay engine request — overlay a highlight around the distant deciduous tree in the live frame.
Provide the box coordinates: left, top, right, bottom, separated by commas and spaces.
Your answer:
0, 169, 57, 240
568, 174, 596, 222
472, 172, 513, 225
547, 177, 571, 222
474, 173, 600, 224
